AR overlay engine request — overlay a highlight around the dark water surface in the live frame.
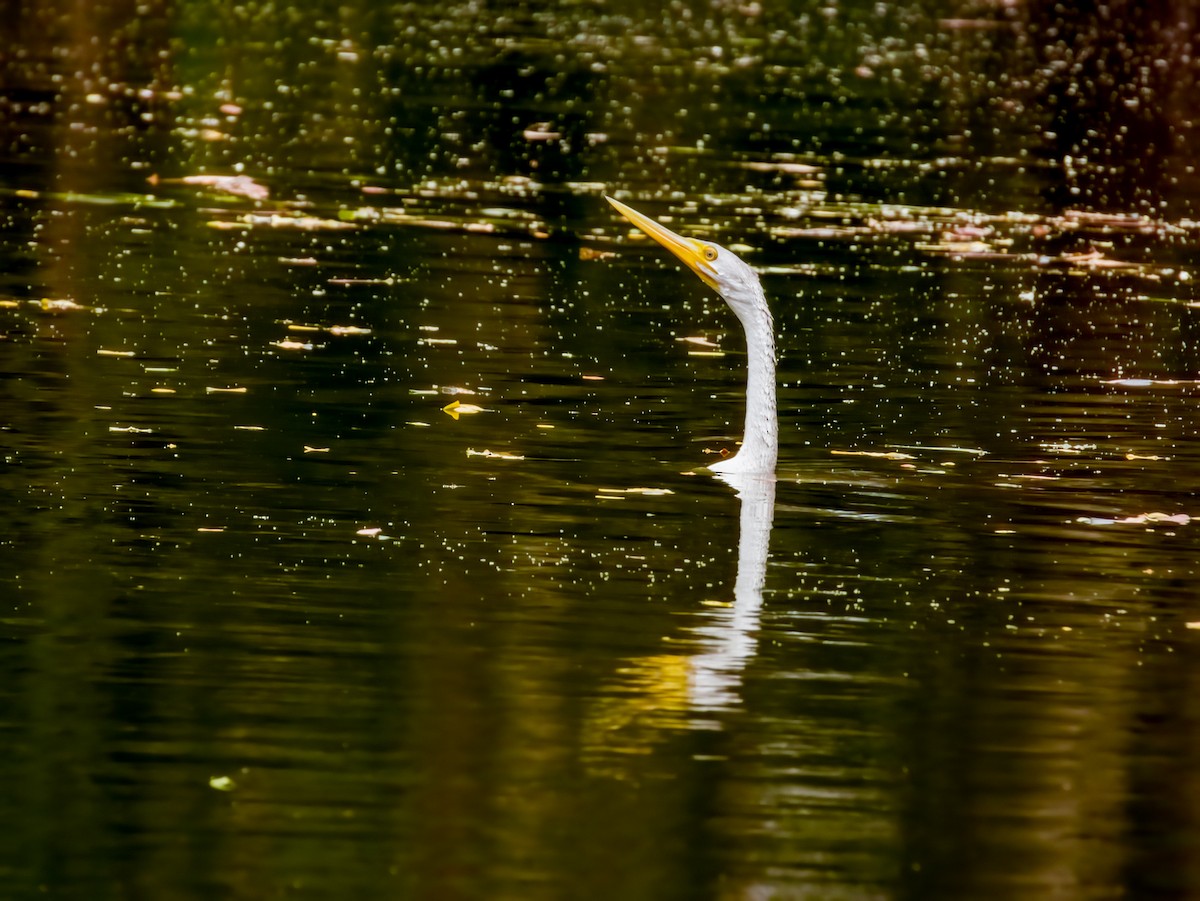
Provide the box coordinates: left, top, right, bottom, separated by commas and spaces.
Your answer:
3, 1, 1200, 898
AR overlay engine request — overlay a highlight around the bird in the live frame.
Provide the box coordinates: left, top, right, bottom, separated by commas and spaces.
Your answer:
606, 195, 778, 474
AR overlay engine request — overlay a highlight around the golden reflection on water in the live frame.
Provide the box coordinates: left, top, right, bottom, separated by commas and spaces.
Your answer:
583, 471, 775, 771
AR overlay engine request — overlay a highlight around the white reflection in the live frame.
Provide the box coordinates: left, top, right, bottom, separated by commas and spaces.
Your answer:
688, 470, 776, 710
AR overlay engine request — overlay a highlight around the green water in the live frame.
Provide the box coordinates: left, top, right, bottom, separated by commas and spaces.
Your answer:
2, 1, 1200, 898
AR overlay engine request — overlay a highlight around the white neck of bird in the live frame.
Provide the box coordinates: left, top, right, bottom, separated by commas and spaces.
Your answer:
711, 283, 777, 473
739, 300, 778, 467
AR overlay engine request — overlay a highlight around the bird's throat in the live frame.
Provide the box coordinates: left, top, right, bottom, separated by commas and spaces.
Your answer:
711, 298, 777, 474
739, 305, 779, 469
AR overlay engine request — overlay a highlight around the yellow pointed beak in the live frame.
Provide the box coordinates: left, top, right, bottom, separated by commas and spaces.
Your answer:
606, 195, 718, 291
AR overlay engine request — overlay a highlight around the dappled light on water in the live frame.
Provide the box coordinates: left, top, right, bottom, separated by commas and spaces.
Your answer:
2, 0, 1200, 899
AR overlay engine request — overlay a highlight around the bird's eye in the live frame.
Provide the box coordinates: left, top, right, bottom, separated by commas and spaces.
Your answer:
703, 246, 718, 262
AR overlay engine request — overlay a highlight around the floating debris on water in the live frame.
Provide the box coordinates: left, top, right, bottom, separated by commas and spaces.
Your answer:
832, 449, 916, 460
1076, 512, 1191, 526
39, 298, 85, 312
150, 173, 269, 201
597, 487, 676, 496
887, 445, 988, 456
466, 448, 524, 460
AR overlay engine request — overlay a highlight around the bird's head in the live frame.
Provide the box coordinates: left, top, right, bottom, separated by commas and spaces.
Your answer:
605, 195, 762, 316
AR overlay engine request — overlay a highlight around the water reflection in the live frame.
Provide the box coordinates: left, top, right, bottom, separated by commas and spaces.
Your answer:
688, 471, 776, 711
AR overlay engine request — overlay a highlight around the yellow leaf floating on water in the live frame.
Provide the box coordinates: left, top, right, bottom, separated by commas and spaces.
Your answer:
466, 448, 524, 460
442, 400, 486, 420
206, 386, 247, 394
208, 775, 236, 791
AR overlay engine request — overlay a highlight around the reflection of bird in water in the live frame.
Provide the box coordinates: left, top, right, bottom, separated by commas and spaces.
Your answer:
606, 196, 778, 474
